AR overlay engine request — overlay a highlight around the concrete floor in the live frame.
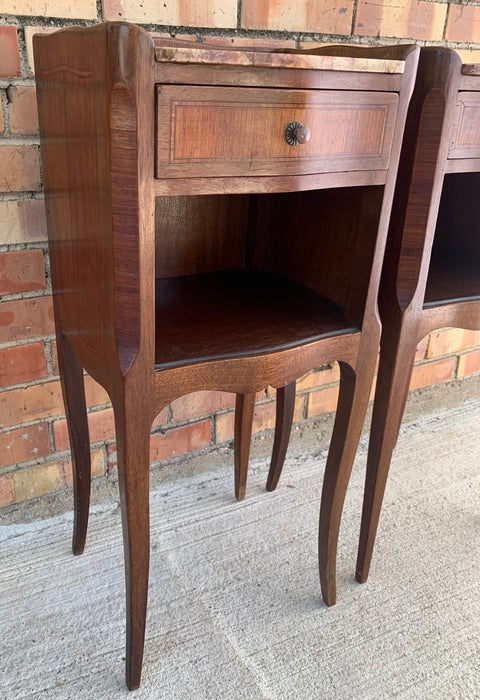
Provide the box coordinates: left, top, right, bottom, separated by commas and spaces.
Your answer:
2, 378, 480, 698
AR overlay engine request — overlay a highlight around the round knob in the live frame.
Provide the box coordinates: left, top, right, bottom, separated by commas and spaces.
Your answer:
295, 126, 311, 144
285, 122, 311, 146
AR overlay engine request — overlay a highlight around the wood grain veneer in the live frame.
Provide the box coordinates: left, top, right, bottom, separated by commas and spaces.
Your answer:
156, 86, 398, 179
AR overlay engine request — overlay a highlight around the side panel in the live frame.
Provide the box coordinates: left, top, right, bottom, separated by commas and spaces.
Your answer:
34, 23, 155, 383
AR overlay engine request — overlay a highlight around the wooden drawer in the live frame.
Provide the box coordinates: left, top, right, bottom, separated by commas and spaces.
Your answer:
449, 92, 480, 159
155, 86, 399, 179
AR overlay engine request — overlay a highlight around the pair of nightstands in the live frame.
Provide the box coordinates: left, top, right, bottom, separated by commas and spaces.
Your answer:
35, 25, 480, 690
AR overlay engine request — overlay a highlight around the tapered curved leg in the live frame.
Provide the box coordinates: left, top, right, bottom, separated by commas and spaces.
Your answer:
114, 390, 152, 691
266, 381, 296, 491
57, 334, 91, 556
234, 393, 256, 500
318, 349, 378, 606
355, 326, 418, 584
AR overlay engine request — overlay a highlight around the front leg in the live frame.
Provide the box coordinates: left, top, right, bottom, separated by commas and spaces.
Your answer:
356, 322, 418, 584
234, 392, 256, 500
113, 385, 153, 690
318, 338, 378, 605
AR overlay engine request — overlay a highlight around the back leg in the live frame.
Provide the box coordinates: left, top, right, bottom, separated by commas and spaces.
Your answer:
234, 393, 256, 500
58, 334, 91, 555
266, 381, 296, 491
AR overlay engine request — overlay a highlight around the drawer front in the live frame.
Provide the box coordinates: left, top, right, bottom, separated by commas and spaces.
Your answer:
156, 86, 399, 179
449, 92, 480, 159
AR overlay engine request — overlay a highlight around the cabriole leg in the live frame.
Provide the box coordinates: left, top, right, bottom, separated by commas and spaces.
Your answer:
266, 381, 296, 492
234, 393, 256, 500
58, 334, 91, 556
318, 352, 376, 606
356, 330, 417, 584
113, 390, 152, 691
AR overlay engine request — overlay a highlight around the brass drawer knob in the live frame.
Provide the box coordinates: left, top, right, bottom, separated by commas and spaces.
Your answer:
285, 121, 311, 146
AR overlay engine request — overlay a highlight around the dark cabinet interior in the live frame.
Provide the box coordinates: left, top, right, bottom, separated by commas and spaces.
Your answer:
426, 172, 480, 306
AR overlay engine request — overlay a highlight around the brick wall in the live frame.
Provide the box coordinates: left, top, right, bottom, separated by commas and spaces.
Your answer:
1, 0, 480, 509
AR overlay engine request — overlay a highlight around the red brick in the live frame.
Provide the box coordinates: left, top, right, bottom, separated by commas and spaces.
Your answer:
0, 474, 15, 506
0, 199, 47, 245
446, 5, 480, 43
215, 410, 238, 444
266, 367, 339, 397
242, 0, 353, 34
409, 357, 456, 391
415, 336, 429, 362
150, 419, 211, 462
226, 393, 305, 442
253, 401, 277, 433
8, 86, 39, 135
0, 342, 47, 386
0, 296, 54, 343
107, 444, 116, 472
306, 385, 340, 418
107, 419, 212, 471
369, 372, 377, 402
12, 460, 66, 502
0, 250, 45, 294
0, 380, 64, 428
200, 35, 296, 50
298, 41, 353, 50
152, 406, 169, 427
27, 374, 111, 420
103, 0, 237, 27
457, 350, 480, 378
0, 423, 50, 467
265, 386, 276, 399
294, 394, 306, 422
54, 407, 114, 451
455, 49, 480, 66
216, 400, 279, 443
171, 391, 236, 422
50, 340, 59, 375
84, 375, 110, 408
0, 26, 20, 78
0, 145, 41, 192
63, 448, 105, 485
54, 396, 168, 451
427, 329, 480, 359
297, 364, 340, 392
0, 0, 96, 19
355, 0, 446, 41
24, 26, 57, 75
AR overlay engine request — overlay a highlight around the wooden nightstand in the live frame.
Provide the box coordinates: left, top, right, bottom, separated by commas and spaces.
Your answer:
356, 48, 480, 585
34, 23, 418, 689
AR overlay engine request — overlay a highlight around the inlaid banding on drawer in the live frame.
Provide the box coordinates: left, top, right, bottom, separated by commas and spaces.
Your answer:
156, 86, 398, 179
449, 92, 480, 159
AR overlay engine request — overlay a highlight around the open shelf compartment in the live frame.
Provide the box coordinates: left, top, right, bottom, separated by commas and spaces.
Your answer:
154, 187, 383, 370
154, 269, 355, 369
425, 172, 480, 307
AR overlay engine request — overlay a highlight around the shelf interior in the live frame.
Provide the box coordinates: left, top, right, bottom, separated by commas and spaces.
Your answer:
425, 172, 480, 307
153, 186, 382, 370
154, 269, 356, 369
425, 250, 480, 307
